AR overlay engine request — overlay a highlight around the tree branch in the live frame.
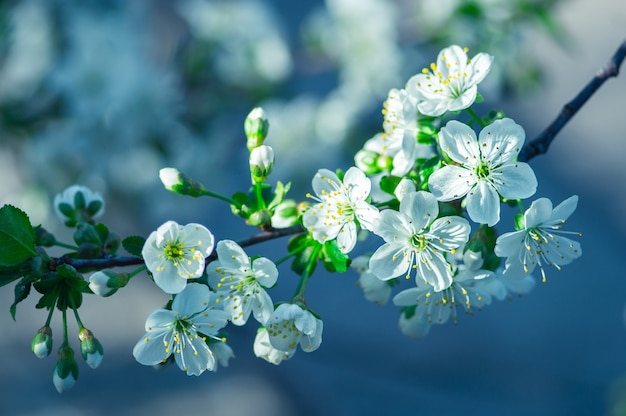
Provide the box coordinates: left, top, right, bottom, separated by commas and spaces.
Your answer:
518, 38, 626, 162
54, 225, 305, 273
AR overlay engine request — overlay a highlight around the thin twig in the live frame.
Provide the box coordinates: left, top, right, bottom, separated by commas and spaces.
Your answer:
518, 38, 626, 162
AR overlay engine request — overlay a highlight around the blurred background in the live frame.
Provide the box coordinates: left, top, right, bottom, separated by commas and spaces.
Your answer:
0, 0, 625, 414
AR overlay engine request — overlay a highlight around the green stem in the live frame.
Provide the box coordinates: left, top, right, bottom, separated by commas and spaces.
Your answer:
465, 108, 485, 128
275, 244, 308, 266
54, 241, 79, 251
200, 189, 243, 209
45, 306, 55, 327
72, 307, 84, 330
254, 182, 266, 210
292, 244, 322, 304
62, 309, 69, 345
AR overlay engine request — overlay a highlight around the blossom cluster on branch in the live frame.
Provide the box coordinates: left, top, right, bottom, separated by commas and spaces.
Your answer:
0, 44, 590, 393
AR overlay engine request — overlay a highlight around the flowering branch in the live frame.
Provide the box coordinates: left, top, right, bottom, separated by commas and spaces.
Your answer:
53, 224, 304, 272
519, 38, 626, 162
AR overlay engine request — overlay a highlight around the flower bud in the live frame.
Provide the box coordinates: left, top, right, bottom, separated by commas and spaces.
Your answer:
88, 270, 128, 297
245, 107, 270, 151
32, 326, 53, 358
53, 185, 105, 227
249, 145, 274, 183
270, 200, 299, 229
159, 167, 208, 197
78, 328, 104, 369
247, 209, 272, 228
53, 345, 79, 393
354, 149, 381, 175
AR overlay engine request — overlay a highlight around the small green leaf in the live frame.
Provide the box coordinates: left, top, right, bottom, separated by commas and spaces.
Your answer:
321, 240, 350, 273
288, 234, 319, 276
379, 175, 402, 196
0, 205, 37, 266
122, 235, 146, 257
10, 275, 33, 320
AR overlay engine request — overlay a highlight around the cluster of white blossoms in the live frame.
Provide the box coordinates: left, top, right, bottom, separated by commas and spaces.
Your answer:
130, 44, 583, 376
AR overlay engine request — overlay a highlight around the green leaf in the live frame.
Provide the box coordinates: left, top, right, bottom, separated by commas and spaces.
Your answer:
10, 275, 33, 321
0, 205, 37, 266
0, 261, 32, 288
321, 240, 350, 273
379, 175, 402, 196
122, 235, 146, 257
288, 234, 319, 276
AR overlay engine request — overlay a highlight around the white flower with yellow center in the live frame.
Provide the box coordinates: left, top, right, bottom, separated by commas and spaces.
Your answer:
142, 221, 215, 294
266, 303, 323, 354
369, 191, 470, 292
495, 195, 582, 282
302, 167, 378, 253
428, 118, 537, 226
207, 240, 278, 326
133, 283, 230, 376
406, 44, 493, 117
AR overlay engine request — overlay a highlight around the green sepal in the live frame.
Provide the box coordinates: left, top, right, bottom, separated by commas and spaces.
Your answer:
416, 156, 441, 190
34, 264, 87, 311
0, 204, 37, 266
514, 213, 525, 231
122, 235, 146, 257
320, 240, 350, 273
401, 304, 417, 320
10, 274, 34, 320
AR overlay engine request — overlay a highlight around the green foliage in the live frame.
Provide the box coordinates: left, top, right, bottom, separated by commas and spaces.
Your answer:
10, 275, 33, 321
379, 175, 402, 196
0, 205, 37, 266
122, 235, 146, 257
320, 240, 350, 273
288, 234, 319, 276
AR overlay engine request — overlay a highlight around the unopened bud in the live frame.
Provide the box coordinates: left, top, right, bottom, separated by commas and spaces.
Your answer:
245, 107, 270, 151
78, 328, 104, 369
270, 200, 299, 229
53, 345, 79, 393
53, 185, 105, 227
32, 326, 53, 358
249, 145, 274, 183
159, 168, 207, 197
88, 270, 128, 297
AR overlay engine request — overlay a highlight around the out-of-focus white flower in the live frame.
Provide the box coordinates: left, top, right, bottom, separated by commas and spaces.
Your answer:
266, 303, 323, 354
351, 255, 391, 304
53, 185, 105, 226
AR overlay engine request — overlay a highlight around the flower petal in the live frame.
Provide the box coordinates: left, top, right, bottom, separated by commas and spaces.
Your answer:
478, 118, 525, 165
343, 167, 370, 202
172, 283, 211, 316
493, 162, 537, 200
428, 165, 474, 201
369, 243, 410, 280
438, 120, 479, 165
465, 181, 500, 226
400, 191, 439, 230
252, 257, 279, 287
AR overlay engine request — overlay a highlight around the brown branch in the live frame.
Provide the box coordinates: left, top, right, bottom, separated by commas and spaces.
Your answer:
518, 38, 626, 162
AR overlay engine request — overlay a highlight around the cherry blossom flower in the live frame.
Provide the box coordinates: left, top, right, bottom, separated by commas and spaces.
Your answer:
142, 221, 214, 294
302, 167, 378, 253
428, 118, 537, 226
369, 191, 470, 292
495, 195, 582, 282
207, 240, 278, 326
133, 283, 230, 376
406, 44, 493, 116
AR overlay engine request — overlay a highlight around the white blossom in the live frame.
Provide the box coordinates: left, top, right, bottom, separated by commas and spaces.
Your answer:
207, 240, 278, 326
303, 167, 378, 253
369, 191, 470, 291
266, 303, 323, 354
142, 221, 214, 294
495, 195, 582, 282
428, 118, 537, 226
253, 327, 295, 365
